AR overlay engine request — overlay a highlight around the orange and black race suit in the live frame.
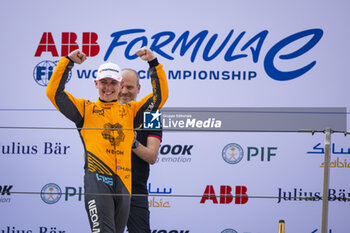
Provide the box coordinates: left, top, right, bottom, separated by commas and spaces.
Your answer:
46, 56, 168, 233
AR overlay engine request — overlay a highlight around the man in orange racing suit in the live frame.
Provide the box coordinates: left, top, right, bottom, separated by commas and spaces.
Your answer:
46, 47, 168, 233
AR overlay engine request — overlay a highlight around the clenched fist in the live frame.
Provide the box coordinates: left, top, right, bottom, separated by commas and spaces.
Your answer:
136, 47, 156, 61
68, 49, 87, 64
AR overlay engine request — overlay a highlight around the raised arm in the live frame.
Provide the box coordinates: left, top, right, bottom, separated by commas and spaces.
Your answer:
46, 49, 87, 127
133, 47, 169, 127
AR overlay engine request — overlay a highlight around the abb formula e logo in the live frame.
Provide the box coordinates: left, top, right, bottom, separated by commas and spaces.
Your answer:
34, 32, 100, 57
200, 185, 248, 204
33, 28, 323, 82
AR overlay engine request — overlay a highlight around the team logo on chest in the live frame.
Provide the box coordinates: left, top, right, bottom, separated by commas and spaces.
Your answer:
101, 123, 125, 148
119, 106, 127, 119
92, 106, 105, 116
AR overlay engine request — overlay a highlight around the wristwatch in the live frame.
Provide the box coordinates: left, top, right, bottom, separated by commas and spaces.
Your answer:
132, 140, 139, 149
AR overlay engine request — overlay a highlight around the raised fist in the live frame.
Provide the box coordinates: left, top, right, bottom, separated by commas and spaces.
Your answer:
68, 49, 87, 64
135, 47, 156, 61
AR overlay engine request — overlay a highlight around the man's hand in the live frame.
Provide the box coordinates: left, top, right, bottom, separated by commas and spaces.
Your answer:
136, 47, 156, 61
133, 131, 137, 143
68, 49, 87, 64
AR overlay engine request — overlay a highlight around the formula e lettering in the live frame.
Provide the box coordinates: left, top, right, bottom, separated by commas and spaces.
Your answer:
44, 142, 70, 155
105, 28, 323, 81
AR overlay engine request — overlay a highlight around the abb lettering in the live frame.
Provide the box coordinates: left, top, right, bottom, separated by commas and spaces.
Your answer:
200, 185, 248, 204
34, 32, 100, 57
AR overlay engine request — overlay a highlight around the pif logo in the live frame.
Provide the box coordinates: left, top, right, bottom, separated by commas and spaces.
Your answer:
222, 143, 277, 164
200, 185, 248, 204
40, 183, 62, 204
222, 143, 244, 164
34, 32, 100, 57
40, 183, 83, 204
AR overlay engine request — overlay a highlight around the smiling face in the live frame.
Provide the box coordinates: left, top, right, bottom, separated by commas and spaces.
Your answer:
118, 69, 140, 104
94, 78, 121, 102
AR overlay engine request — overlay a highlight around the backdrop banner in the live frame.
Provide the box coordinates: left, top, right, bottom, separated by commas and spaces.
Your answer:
0, 1, 349, 233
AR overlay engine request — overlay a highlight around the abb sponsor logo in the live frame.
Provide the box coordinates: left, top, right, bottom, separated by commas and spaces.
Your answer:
200, 185, 248, 204
34, 32, 100, 57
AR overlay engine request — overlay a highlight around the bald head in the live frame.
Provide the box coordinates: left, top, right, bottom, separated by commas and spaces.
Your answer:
122, 68, 139, 85
118, 68, 141, 104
